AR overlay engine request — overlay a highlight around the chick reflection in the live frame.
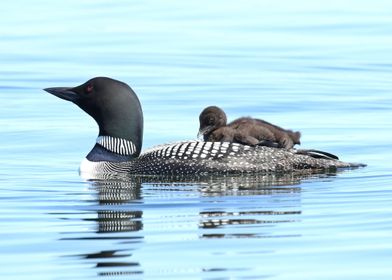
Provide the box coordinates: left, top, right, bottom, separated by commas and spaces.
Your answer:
195, 172, 332, 239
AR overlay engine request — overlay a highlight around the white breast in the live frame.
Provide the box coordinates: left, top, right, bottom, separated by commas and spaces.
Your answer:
79, 158, 101, 179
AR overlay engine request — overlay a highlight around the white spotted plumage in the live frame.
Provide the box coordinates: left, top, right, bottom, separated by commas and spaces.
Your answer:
79, 139, 359, 177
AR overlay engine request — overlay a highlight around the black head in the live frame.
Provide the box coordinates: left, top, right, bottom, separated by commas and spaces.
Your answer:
198, 106, 227, 138
44, 77, 143, 156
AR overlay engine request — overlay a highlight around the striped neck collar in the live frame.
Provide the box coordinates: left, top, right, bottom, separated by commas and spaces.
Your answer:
96, 136, 137, 156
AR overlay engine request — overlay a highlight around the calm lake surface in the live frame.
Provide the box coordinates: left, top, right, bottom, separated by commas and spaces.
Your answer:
1, 0, 392, 279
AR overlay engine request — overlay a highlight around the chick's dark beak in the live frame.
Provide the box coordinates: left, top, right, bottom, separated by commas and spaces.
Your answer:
197, 125, 213, 139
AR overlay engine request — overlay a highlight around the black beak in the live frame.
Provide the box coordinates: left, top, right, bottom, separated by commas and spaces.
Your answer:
44, 87, 80, 102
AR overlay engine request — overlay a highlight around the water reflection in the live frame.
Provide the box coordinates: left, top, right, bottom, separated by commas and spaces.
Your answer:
93, 179, 143, 234
59, 171, 338, 276
199, 209, 302, 239
90, 179, 143, 275
193, 173, 305, 239
59, 178, 144, 276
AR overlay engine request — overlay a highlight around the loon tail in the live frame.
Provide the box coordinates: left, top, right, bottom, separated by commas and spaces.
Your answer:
295, 149, 339, 160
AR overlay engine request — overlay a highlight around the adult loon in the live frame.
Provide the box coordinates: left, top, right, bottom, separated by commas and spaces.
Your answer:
198, 105, 301, 149
44, 77, 364, 176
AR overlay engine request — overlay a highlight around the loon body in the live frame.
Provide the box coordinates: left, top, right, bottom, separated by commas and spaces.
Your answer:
198, 106, 301, 149
44, 77, 364, 176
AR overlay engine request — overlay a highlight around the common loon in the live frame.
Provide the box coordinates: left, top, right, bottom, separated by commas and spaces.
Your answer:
198, 106, 301, 149
44, 77, 364, 176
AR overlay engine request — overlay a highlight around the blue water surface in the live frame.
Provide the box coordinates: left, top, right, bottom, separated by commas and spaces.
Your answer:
1, 0, 392, 279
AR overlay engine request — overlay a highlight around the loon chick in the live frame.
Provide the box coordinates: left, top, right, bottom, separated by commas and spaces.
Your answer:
198, 106, 301, 149
44, 77, 364, 176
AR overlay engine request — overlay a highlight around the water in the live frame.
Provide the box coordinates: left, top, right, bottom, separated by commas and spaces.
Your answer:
1, 0, 392, 279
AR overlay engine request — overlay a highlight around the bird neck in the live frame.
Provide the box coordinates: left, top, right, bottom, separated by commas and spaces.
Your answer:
86, 136, 139, 162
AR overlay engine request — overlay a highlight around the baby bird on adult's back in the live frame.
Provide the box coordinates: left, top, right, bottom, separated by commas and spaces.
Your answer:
198, 106, 301, 149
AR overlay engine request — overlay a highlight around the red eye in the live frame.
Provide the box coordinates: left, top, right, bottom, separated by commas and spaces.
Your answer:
86, 84, 93, 93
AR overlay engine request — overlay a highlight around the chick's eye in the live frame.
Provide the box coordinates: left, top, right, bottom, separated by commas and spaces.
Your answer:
86, 84, 93, 93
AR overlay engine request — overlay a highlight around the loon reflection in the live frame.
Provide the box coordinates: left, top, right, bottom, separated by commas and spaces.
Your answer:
61, 171, 339, 276
61, 178, 144, 276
